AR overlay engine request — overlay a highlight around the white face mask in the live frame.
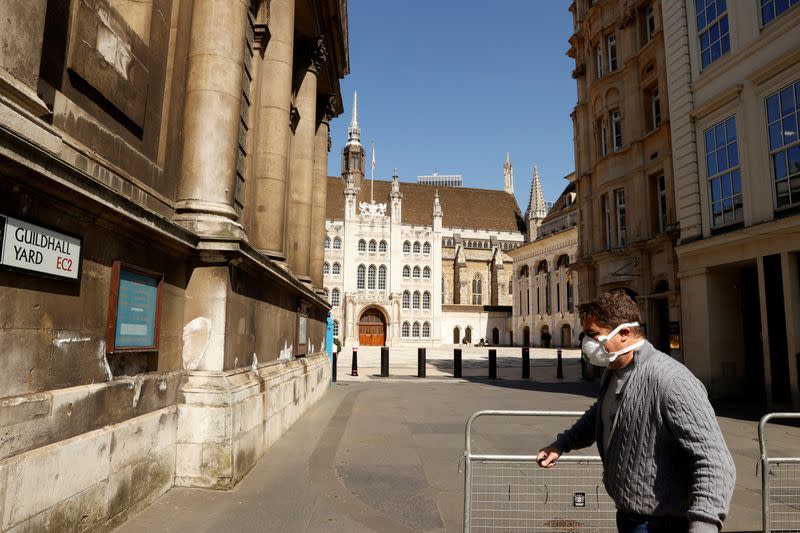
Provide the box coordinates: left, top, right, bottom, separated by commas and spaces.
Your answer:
581, 322, 645, 367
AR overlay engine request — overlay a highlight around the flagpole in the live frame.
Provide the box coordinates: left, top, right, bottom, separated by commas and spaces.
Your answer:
370, 140, 375, 203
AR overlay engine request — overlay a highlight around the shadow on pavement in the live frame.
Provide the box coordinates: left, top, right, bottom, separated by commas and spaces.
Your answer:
457, 376, 600, 398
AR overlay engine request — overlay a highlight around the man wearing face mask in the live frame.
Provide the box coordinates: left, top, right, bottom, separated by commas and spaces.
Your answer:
536, 291, 735, 533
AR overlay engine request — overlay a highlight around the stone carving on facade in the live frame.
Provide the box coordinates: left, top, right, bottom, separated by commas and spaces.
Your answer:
309, 36, 328, 72
359, 201, 387, 218
289, 105, 300, 133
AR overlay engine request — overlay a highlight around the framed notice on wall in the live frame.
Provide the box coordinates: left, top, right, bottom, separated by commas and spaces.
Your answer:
106, 261, 163, 353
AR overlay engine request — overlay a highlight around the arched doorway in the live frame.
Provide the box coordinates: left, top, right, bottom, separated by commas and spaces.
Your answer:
561, 324, 572, 348
523, 326, 530, 347
492, 327, 499, 345
464, 327, 472, 344
541, 325, 551, 348
453, 327, 461, 344
358, 308, 386, 346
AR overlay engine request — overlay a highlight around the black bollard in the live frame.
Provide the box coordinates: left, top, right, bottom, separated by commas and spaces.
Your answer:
418, 347, 426, 378
522, 347, 530, 379
380, 346, 389, 377
350, 348, 358, 376
454, 348, 462, 378
332, 352, 337, 382
557, 348, 564, 379
489, 349, 497, 379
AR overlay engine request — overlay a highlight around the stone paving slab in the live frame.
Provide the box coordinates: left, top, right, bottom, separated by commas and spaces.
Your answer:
116, 376, 798, 533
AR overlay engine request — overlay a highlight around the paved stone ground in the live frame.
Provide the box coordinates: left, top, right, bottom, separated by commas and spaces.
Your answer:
117, 355, 799, 533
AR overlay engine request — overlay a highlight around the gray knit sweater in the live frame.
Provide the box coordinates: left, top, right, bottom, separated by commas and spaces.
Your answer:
553, 341, 736, 532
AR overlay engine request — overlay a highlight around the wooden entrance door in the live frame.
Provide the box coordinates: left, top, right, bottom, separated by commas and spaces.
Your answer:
358, 308, 386, 346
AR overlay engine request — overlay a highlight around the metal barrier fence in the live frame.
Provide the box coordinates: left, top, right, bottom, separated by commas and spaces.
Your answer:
759, 412, 800, 533
464, 410, 616, 533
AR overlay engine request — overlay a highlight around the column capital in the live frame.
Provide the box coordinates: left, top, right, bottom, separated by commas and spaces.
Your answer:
299, 36, 327, 73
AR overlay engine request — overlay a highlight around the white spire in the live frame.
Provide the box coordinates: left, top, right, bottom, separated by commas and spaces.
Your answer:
503, 152, 514, 195
527, 165, 547, 219
347, 91, 361, 145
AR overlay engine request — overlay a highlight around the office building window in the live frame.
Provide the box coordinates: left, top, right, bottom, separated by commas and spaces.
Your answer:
367, 265, 376, 289
413, 266, 421, 278
402, 291, 410, 309
607, 35, 618, 72
656, 174, 667, 233
602, 193, 612, 248
403, 241, 411, 253
696, 0, 729, 69
379, 240, 387, 253
597, 118, 607, 157
423, 291, 431, 310
402, 321, 410, 337
423, 242, 431, 255
331, 288, 340, 307
332, 262, 341, 275
403, 265, 411, 278
615, 189, 627, 246
423, 266, 431, 279
368, 240, 377, 252
358, 239, 366, 252
761, 0, 800, 26
323, 262, 330, 276
767, 81, 800, 209
704, 116, 743, 226
646, 5, 656, 41
595, 45, 603, 79
651, 88, 662, 129
333, 320, 339, 337
413, 291, 421, 309
412, 322, 420, 338
413, 241, 421, 254
324, 237, 330, 249
422, 322, 430, 338
612, 110, 622, 151
333, 237, 341, 250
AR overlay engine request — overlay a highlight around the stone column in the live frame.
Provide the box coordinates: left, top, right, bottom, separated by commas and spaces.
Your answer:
286, 39, 325, 281
175, 0, 249, 237
310, 99, 333, 288
250, 0, 295, 258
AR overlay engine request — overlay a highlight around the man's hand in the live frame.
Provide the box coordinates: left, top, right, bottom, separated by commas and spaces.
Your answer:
536, 445, 561, 468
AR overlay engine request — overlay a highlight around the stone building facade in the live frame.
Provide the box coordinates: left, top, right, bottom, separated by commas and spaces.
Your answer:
568, 0, 681, 358
0, 0, 348, 530
324, 101, 526, 347
663, 0, 800, 406
509, 172, 581, 348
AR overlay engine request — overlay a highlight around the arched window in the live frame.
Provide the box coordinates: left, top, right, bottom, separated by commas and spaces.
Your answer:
333, 320, 340, 337
472, 274, 483, 305
412, 322, 420, 337
402, 321, 410, 337
332, 262, 341, 275
358, 239, 366, 252
333, 237, 342, 250
413, 241, 421, 254
413, 291, 421, 309
379, 240, 387, 253
464, 326, 472, 343
323, 262, 330, 276
423, 242, 431, 255
402, 291, 410, 309
537, 260, 548, 274
403, 241, 411, 253
403, 265, 411, 278
324, 237, 331, 249
422, 291, 431, 309
422, 266, 431, 279
357, 264, 366, 289
557, 254, 570, 269
453, 327, 461, 344
368, 240, 377, 252
422, 322, 431, 338
508, 279, 513, 294
331, 288, 340, 307
413, 266, 421, 278
378, 265, 387, 290
323, 288, 329, 301
368, 265, 376, 289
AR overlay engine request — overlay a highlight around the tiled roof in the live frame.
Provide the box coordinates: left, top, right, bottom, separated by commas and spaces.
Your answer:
326, 177, 526, 233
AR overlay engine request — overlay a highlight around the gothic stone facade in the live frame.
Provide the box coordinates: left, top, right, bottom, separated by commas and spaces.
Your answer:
0, 0, 348, 530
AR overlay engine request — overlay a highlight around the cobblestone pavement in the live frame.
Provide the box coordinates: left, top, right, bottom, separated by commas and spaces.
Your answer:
117, 360, 797, 532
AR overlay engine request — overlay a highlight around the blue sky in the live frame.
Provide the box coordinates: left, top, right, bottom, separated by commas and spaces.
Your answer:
327, 1, 577, 210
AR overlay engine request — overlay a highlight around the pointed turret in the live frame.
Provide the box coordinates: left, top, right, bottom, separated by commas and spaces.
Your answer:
526, 165, 548, 241
342, 91, 365, 191
503, 152, 514, 195
347, 91, 361, 146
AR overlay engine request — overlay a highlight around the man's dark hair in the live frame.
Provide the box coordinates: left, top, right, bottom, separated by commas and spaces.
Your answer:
579, 290, 644, 336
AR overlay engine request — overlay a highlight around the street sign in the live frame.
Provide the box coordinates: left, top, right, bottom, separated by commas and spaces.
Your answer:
0, 214, 82, 280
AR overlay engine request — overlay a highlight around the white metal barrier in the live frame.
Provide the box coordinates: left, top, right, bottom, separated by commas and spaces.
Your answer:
759, 412, 800, 533
463, 410, 616, 533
